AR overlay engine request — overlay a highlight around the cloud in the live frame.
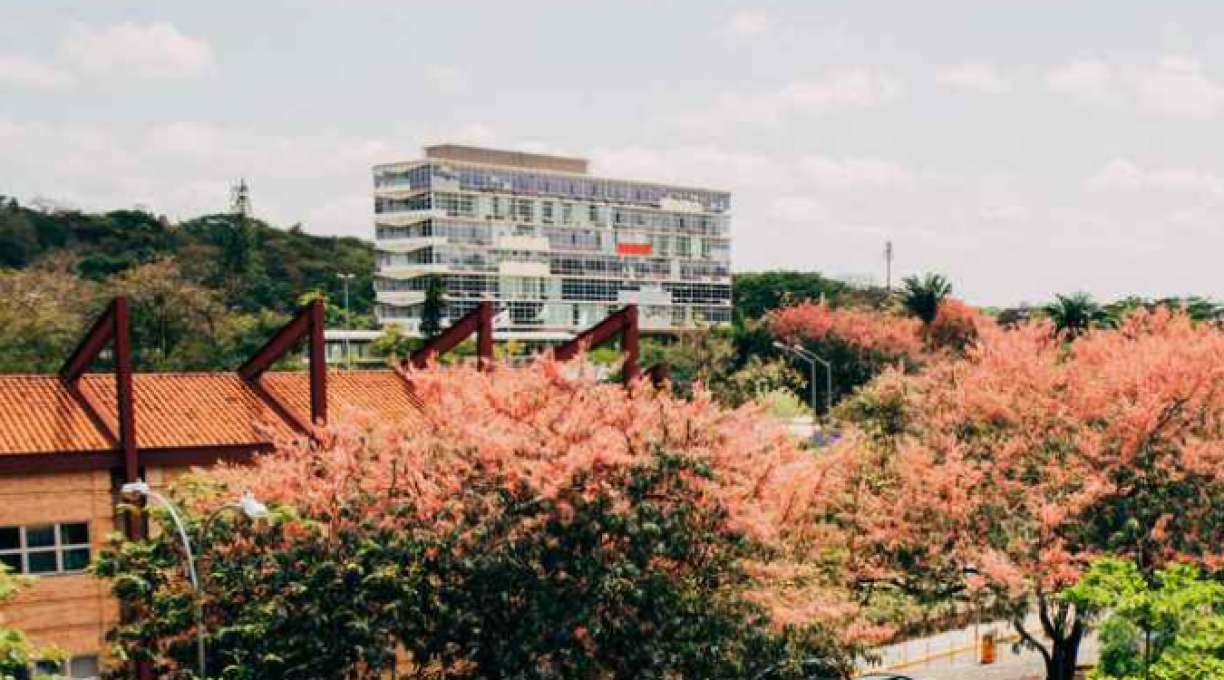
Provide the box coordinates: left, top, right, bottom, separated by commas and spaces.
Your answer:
799, 155, 915, 192
678, 68, 900, 132
428, 65, 466, 93
1133, 56, 1224, 119
0, 54, 74, 90
724, 11, 774, 39
60, 22, 214, 81
936, 62, 1011, 95
1045, 58, 1115, 102
768, 195, 829, 223
1088, 159, 1224, 195
1046, 56, 1224, 119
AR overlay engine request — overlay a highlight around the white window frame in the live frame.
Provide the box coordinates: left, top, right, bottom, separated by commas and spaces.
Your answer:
0, 522, 91, 576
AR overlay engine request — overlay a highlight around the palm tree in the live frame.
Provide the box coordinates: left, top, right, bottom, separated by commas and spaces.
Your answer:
900, 273, 952, 325
1045, 292, 1112, 338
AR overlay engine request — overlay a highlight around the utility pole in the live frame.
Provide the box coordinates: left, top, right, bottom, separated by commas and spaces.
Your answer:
338, 273, 355, 369
884, 240, 894, 292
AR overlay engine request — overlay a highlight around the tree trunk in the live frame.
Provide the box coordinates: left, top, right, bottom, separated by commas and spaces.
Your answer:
1044, 625, 1083, 680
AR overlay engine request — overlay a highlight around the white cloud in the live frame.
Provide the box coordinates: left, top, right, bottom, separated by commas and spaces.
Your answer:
724, 11, 774, 39
1047, 56, 1224, 119
768, 195, 829, 223
799, 155, 915, 192
936, 62, 1011, 95
1133, 56, 1224, 120
60, 22, 214, 81
0, 54, 74, 90
681, 68, 900, 132
1046, 58, 1115, 102
428, 65, 466, 93
1088, 159, 1224, 195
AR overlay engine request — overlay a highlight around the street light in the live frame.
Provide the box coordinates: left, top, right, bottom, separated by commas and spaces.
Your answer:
120, 480, 267, 679
773, 342, 833, 423
337, 273, 356, 369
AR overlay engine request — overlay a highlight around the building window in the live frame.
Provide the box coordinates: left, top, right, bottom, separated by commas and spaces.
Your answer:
0, 523, 91, 576
22, 655, 101, 680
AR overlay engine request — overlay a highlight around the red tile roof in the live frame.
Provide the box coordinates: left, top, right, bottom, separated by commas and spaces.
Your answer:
0, 370, 420, 458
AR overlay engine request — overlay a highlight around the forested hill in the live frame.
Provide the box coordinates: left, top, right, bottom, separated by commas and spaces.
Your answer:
0, 196, 375, 314
0, 195, 375, 373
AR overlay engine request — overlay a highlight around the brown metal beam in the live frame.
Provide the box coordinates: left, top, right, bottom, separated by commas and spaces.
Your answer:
406, 301, 495, 371
0, 444, 271, 476
60, 299, 118, 382
553, 305, 640, 384
239, 299, 328, 425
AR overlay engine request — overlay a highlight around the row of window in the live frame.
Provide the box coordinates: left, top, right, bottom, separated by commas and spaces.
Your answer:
377, 247, 730, 283
377, 219, 729, 261
429, 163, 731, 213
375, 192, 730, 238
376, 274, 731, 306
0, 522, 90, 576
377, 301, 732, 328
13, 655, 101, 680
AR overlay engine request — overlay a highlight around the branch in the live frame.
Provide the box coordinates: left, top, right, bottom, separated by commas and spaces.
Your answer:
1012, 617, 1052, 666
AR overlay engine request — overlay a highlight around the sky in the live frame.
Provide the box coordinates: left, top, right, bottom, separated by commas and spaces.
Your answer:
4, 1, 1224, 305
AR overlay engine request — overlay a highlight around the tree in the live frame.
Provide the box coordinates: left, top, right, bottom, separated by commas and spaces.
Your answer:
108, 259, 226, 367
770, 302, 927, 409
419, 275, 445, 339
1, 566, 64, 679
1064, 558, 1224, 679
0, 256, 100, 372
899, 273, 952, 326
100, 359, 865, 679
826, 309, 1224, 680
1045, 292, 1113, 339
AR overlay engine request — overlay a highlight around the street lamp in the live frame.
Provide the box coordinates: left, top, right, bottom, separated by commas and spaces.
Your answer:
120, 480, 267, 679
773, 342, 833, 423
337, 273, 356, 369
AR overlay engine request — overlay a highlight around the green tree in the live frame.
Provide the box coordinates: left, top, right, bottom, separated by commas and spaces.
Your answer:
419, 275, 445, 339
899, 273, 952, 325
1, 566, 65, 680
1046, 292, 1113, 338
1064, 558, 1224, 680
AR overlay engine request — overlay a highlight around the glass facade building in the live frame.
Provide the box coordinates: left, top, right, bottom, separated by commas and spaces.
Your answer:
373, 145, 732, 337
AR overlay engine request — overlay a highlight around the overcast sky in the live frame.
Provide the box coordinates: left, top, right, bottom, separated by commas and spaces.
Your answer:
5, 1, 1224, 305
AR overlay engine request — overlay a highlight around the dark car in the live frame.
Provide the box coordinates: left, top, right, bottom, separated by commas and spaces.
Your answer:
752, 658, 846, 680
854, 674, 917, 680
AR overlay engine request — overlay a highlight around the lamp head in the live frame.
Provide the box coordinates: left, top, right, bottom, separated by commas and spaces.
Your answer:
120, 480, 151, 496
238, 491, 269, 519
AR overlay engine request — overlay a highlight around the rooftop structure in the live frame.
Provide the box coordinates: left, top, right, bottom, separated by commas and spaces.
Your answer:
372, 145, 732, 337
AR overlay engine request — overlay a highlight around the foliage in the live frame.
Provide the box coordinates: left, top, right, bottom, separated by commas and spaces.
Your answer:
370, 325, 420, 364
99, 359, 864, 679
0, 199, 374, 318
927, 299, 987, 352
770, 302, 926, 411
1064, 558, 1224, 680
0, 565, 64, 680
899, 273, 952, 325
0, 256, 102, 373
826, 309, 1224, 680
640, 330, 802, 408
1045, 292, 1114, 339
419, 275, 445, 339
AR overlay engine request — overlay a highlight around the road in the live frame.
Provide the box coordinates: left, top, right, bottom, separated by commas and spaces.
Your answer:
863, 620, 1099, 680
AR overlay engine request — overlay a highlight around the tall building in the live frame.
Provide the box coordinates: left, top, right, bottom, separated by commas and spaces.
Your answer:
372, 145, 732, 338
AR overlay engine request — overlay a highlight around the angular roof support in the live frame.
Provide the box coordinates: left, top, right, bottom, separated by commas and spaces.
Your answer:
553, 305, 640, 385
239, 299, 328, 425
61, 297, 141, 537
406, 301, 495, 371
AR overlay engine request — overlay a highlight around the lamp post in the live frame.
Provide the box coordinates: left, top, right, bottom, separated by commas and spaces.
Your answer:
773, 342, 833, 423
120, 480, 268, 679
337, 273, 356, 369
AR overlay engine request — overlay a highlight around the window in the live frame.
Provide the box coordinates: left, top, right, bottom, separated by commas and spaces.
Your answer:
0, 523, 90, 576
22, 655, 100, 680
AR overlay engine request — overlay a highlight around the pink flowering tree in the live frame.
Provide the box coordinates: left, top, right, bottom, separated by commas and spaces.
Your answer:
100, 358, 866, 679
825, 309, 1224, 680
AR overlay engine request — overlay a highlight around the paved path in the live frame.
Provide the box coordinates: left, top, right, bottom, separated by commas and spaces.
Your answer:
863, 619, 1098, 680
